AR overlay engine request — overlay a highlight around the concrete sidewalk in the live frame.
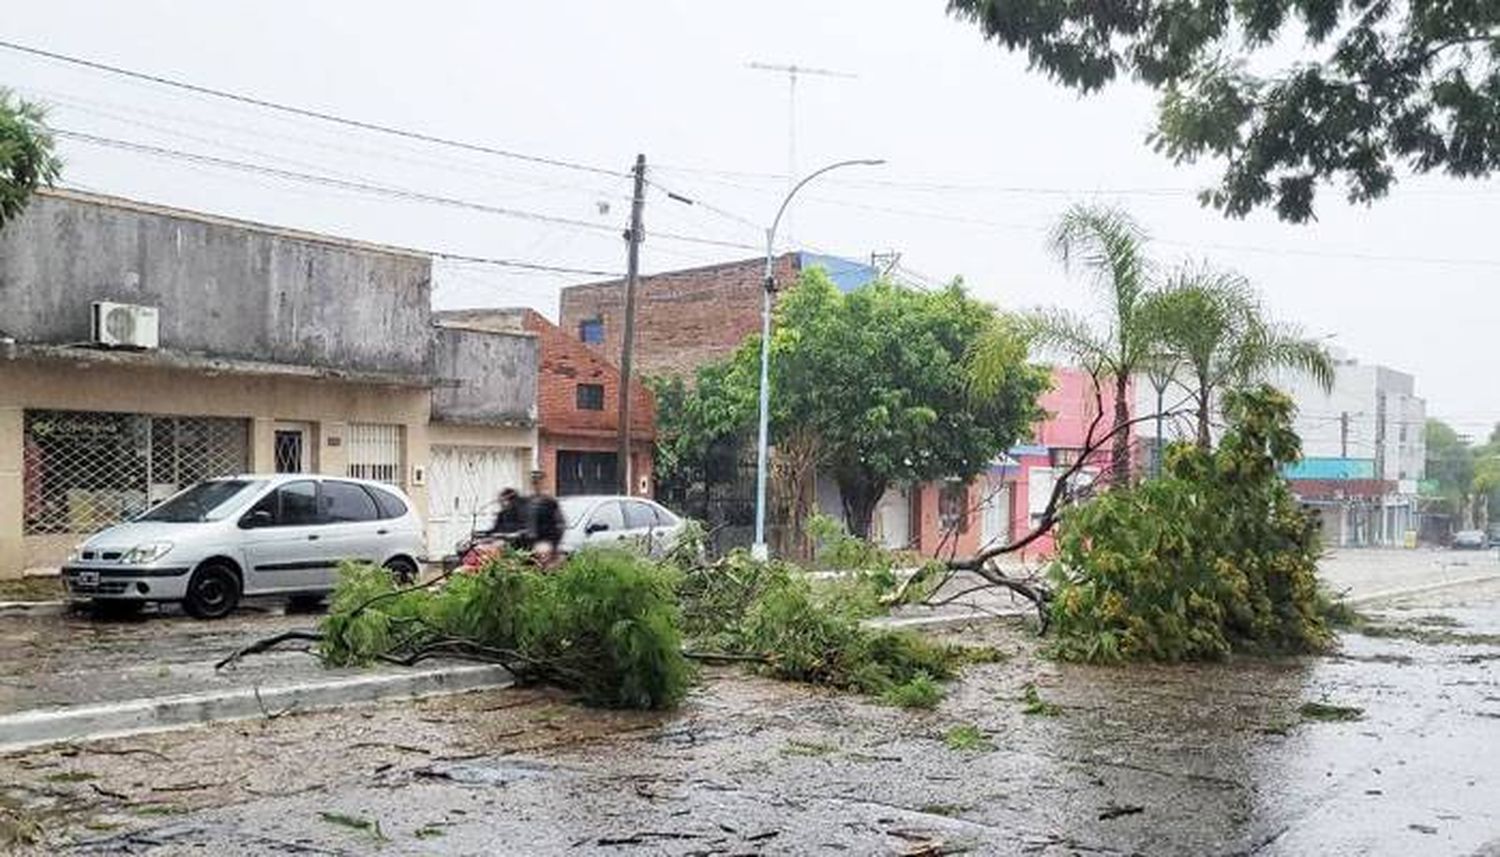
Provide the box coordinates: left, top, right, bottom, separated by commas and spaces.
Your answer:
0, 608, 510, 752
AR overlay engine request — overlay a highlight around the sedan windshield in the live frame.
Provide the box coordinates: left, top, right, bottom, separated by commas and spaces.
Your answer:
138, 480, 265, 523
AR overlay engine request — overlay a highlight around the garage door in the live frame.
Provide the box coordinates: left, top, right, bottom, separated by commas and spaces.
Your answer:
427, 446, 528, 557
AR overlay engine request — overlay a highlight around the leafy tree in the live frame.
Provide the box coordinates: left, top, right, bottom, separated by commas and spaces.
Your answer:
1425, 418, 1476, 524
1142, 263, 1334, 449
948, 0, 1500, 222
1026, 203, 1158, 483
0, 89, 61, 229
1049, 385, 1331, 663
660, 270, 1047, 539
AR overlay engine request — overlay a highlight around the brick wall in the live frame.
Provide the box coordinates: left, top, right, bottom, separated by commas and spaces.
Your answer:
559, 254, 801, 379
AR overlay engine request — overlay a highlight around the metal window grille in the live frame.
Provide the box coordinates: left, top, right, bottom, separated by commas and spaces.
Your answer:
347, 423, 403, 485
576, 383, 605, 411
23, 410, 248, 535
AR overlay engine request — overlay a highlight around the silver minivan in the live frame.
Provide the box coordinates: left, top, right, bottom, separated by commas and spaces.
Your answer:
61, 474, 425, 619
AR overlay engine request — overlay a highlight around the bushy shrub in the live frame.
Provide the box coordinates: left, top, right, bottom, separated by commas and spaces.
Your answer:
1049, 386, 1331, 663
320, 550, 690, 710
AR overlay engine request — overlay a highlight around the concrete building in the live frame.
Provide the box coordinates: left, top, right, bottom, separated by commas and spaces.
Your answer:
434, 309, 654, 499
1129, 352, 1426, 547
0, 190, 537, 576
1276, 355, 1426, 547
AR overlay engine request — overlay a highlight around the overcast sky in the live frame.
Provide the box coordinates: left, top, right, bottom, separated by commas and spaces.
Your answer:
3, 1, 1496, 435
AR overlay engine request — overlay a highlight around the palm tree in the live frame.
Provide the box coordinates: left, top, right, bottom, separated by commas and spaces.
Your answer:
1030, 204, 1159, 484
0, 88, 63, 229
1144, 262, 1335, 449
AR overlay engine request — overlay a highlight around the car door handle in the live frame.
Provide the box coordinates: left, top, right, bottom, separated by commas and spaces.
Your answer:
307, 534, 320, 541
376, 529, 389, 536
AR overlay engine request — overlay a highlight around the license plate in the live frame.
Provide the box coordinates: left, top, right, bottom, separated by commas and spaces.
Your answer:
76, 571, 99, 587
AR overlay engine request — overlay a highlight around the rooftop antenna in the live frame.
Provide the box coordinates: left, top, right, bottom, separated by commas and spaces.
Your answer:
747, 61, 858, 240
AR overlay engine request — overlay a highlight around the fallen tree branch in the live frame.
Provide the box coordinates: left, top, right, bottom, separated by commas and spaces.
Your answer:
215, 630, 324, 670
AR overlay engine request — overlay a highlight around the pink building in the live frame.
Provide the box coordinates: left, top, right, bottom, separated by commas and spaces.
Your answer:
975, 368, 1132, 560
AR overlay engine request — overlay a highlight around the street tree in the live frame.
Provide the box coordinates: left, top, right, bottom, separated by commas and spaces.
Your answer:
660, 270, 1047, 540
1425, 418, 1477, 526
947, 0, 1500, 223
1026, 203, 1158, 484
0, 88, 61, 229
1142, 263, 1334, 449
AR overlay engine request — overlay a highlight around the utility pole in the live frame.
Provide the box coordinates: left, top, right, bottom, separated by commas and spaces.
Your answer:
617, 153, 647, 496
1340, 411, 1350, 458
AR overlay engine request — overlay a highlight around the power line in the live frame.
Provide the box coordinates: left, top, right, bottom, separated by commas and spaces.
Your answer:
52, 129, 758, 253
0, 38, 625, 178
25, 84, 633, 203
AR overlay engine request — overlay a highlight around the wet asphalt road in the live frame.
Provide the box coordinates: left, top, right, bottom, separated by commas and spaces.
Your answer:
3, 573, 1498, 855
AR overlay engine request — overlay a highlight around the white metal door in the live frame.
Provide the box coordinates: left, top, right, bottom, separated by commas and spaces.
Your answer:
979, 477, 1012, 549
427, 446, 527, 556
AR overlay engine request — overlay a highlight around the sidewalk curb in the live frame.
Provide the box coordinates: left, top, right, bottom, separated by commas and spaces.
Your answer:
0, 664, 511, 754
0, 600, 67, 617
1345, 571, 1500, 607
866, 610, 1024, 632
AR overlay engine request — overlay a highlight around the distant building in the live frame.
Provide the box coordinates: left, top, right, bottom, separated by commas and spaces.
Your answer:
559, 253, 878, 378
1130, 352, 1427, 548
1277, 356, 1425, 547
434, 309, 655, 499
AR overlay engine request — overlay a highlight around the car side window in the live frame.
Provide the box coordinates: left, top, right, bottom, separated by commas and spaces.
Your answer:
245, 481, 319, 527
365, 486, 408, 520
588, 501, 625, 533
322, 480, 378, 522
623, 501, 659, 530
279, 481, 321, 526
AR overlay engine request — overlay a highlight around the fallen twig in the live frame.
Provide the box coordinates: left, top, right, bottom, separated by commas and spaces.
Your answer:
88, 782, 130, 801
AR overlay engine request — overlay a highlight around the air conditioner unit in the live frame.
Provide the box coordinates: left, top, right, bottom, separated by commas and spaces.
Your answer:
90, 301, 160, 349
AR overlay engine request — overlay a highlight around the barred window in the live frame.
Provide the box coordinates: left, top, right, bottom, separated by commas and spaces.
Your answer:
939, 482, 970, 534
347, 423, 403, 485
577, 383, 605, 411
23, 410, 248, 535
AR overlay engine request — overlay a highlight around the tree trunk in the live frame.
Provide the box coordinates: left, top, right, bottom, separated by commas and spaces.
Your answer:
1196, 387, 1213, 450
837, 471, 887, 540
1110, 374, 1132, 485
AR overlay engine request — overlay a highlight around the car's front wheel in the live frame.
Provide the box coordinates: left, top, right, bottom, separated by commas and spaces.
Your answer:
183, 562, 242, 620
383, 556, 419, 586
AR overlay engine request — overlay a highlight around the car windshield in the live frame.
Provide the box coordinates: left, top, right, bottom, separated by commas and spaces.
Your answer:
137, 480, 265, 523
559, 497, 595, 530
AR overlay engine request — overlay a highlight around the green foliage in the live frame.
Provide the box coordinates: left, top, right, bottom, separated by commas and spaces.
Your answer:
1019, 682, 1062, 716
679, 553, 960, 701
1140, 263, 1333, 448
0, 89, 61, 229
881, 672, 943, 709
1298, 701, 1364, 723
805, 512, 899, 573
320, 552, 690, 710
949, 0, 1500, 222
943, 723, 994, 752
656, 269, 1047, 536
1049, 385, 1332, 663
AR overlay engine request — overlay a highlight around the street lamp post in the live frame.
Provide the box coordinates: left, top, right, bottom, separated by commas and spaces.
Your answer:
751, 158, 884, 561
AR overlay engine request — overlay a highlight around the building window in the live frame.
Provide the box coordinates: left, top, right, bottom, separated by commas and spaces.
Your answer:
1399, 425, 1407, 442
578, 318, 604, 345
22, 410, 248, 534
577, 383, 605, 411
939, 482, 970, 534
347, 423, 403, 485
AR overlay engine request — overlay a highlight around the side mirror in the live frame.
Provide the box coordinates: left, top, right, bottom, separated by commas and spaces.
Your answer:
585, 521, 609, 535
242, 510, 274, 529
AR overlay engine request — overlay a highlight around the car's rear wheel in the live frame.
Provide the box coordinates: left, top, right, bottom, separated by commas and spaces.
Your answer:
183, 562, 241, 620
383, 556, 419, 586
